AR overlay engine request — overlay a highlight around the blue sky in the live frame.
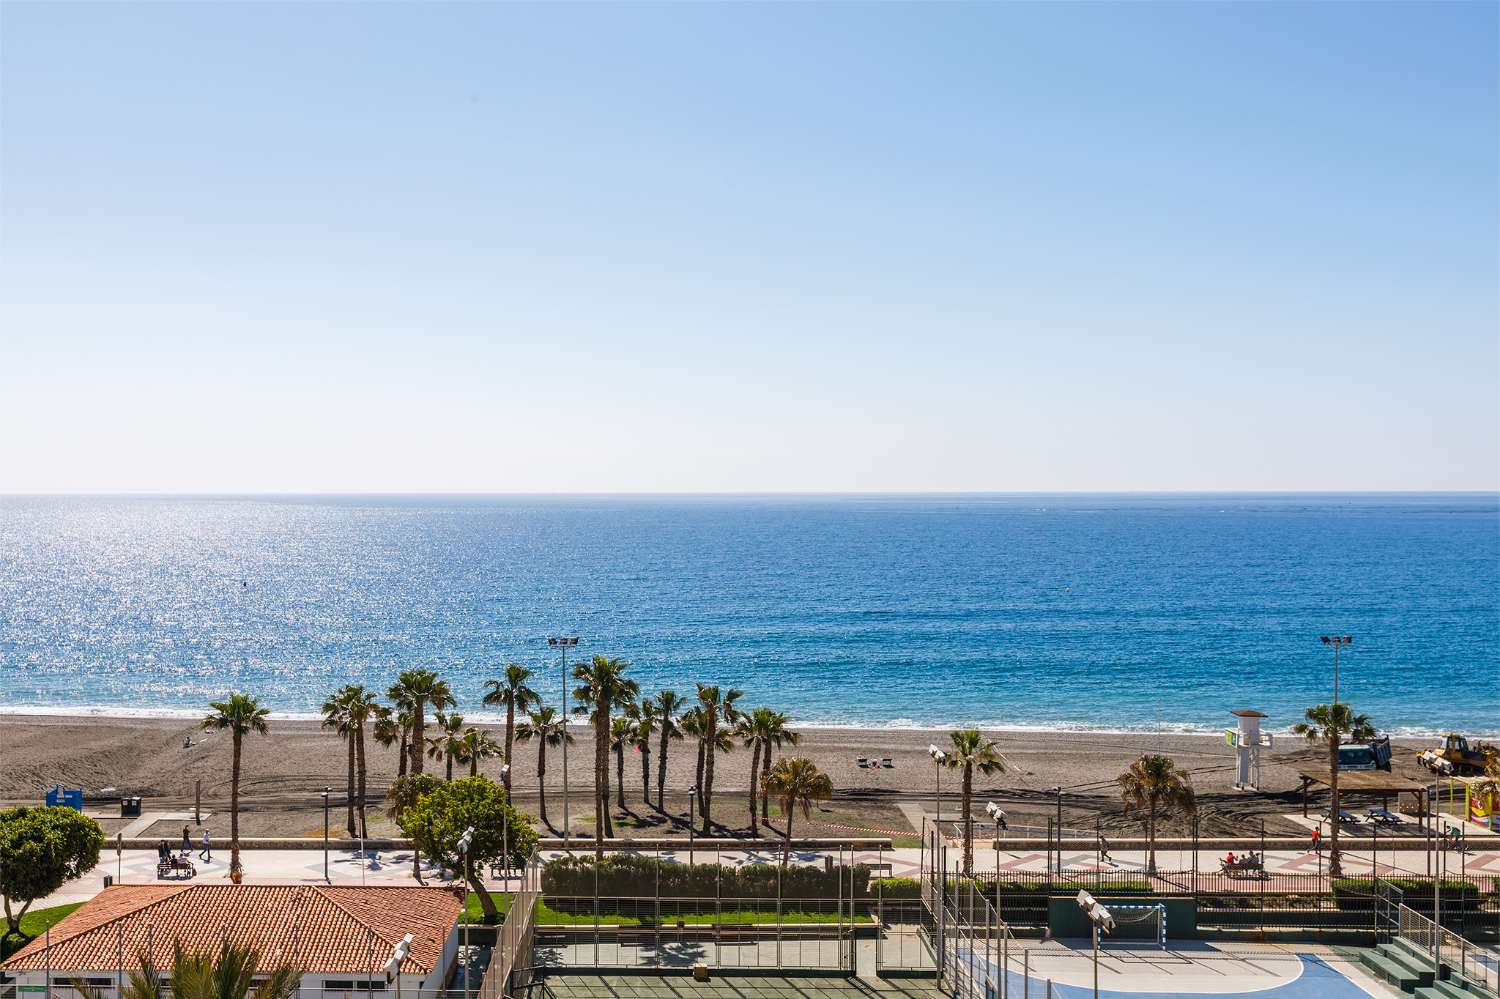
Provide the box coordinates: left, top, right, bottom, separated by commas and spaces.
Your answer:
2, 2, 1495, 492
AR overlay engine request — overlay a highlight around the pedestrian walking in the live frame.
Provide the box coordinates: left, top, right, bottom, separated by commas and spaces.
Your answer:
181, 825, 191, 855
199, 831, 212, 862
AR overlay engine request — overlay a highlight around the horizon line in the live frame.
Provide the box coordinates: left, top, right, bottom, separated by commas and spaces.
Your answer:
3, 489, 1499, 499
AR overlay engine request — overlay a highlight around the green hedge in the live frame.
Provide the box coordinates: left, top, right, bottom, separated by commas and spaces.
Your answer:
871, 877, 922, 899
1330, 878, 1485, 911
542, 855, 870, 901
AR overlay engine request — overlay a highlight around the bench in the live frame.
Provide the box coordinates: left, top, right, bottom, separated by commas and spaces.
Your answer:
157, 857, 196, 880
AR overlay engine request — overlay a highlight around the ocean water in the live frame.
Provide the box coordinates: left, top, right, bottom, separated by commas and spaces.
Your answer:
0, 494, 1495, 735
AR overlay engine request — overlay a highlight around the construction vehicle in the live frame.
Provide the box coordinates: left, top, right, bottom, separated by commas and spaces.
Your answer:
1339, 735, 1392, 772
1416, 733, 1495, 776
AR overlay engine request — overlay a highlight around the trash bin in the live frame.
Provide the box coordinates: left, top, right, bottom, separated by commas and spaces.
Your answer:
103, 875, 114, 888
121, 797, 142, 817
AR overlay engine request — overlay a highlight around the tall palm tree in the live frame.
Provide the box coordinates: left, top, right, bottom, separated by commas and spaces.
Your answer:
571, 655, 639, 855
694, 683, 743, 834
758, 711, 800, 825
456, 727, 503, 778
372, 705, 402, 780
762, 756, 833, 867
945, 729, 1005, 874
610, 716, 634, 810
1117, 754, 1197, 874
517, 705, 571, 830
384, 680, 416, 780
652, 690, 687, 810
341, 685, 381, 838
1291, 703, 1376, 876
740, 708, 800, 833
629, 700, 658, 805
427, 710, 466, 781
201, 692, 271, 879
682, 706, 709, 813
320, 688, 357, 835
391, 668, 453, 776
482, 664, 539, 795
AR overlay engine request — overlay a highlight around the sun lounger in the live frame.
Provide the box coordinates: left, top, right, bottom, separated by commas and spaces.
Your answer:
882, 758, 894, 768
856, 757, 868, 768
1367, 808, 1402, 826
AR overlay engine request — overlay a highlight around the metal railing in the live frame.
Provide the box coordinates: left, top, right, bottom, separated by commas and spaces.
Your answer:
1397, 903, 1500, 993
481, 855, 540, 999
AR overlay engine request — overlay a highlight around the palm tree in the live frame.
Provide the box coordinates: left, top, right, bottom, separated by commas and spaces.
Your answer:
341, 685, 381, 838
517, 705, 571, 830
682, 706, 708, 813
572, 656, 639, 853
1117, 754, 1197, 874
482, 664, 539, 795
758, 711, 799, 825
652, 690, 686, 810
104, 940, 300, 999
694, 683, 743, 834
740, 708, 800, 833
320, 688, 357, 835
629, 700, 658, 805
762, 756, 833, 867
455, 727, 502, 778
201, 692, 271, 879
384, 680, 416, 780
1291, 703, 1376, 876
427, 710, 466, 781
945, 729, 1005, 874
610, 716, 634, 811
372, 705, 402, 781
391, 668, 453, 776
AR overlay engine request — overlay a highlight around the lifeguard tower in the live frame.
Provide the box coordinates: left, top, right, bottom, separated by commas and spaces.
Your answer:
1226, 710, 1272, 791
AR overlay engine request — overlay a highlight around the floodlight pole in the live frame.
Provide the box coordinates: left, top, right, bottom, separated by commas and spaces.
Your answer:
688, 786, 697, 864
321, 787, 331, 883
549, 636, 580, 851
1321, 634, 1352, 707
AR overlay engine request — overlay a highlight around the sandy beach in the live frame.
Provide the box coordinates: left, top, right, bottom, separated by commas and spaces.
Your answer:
0, 713, 1444, 842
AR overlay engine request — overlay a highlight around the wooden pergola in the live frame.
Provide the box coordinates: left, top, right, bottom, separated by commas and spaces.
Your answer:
1297, 768, 1429, 816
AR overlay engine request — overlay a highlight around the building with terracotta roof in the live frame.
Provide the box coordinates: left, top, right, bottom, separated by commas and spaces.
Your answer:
0, 885, 464, 998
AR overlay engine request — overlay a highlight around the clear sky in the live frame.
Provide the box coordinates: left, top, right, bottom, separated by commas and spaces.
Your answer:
2, 2, 1496, 493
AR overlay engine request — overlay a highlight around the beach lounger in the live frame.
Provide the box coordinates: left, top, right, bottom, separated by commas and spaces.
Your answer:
882, 758, 894, 768
1367, 808, 1402, 826
856, 757, 868, 768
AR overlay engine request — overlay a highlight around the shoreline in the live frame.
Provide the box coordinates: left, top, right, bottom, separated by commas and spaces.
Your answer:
1, 705, 1491, 740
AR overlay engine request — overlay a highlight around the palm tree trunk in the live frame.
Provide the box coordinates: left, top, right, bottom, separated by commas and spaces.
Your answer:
594, 702, 608, 856
470, 753, 479, 778
1146, 793, 1157, 874
615, 742, 626, 810
356, 722, 368, 839
504, 703, 515, 794
397, 728, 409, 780
537, 744, 550, 829
230, 732, 243, 876
411, 700, 426, 775
694, 739, 706, 815
445, 753, 453, 782
701, 717, 716, 834
345, 735, 357, 836
748, 741, 762, 834
656, 729, 670, 810
761, 751, 772, 820
641, 743, 652, 804
962, 764, 974, 875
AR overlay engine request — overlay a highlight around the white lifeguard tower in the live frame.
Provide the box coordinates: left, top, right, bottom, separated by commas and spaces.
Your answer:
1227, 710, 1273, 791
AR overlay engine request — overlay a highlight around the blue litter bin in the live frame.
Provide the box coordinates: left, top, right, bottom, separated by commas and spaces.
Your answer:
46, 786, 84, 810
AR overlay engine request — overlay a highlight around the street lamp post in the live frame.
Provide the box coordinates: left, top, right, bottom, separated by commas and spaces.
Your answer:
1320, 635, 1353, 706
928, 745, 947, 837
321, 787, 331, 883
456, 827, 475, 999
986, 801, 1005, 928
499, 764, 511, 888
548, 636, 580, 851
688, 786, 697, 864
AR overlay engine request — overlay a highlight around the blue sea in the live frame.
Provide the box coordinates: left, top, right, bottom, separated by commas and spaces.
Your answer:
0, 494, 1496, 735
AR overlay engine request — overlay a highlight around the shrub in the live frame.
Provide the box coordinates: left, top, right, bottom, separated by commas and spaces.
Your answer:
870, 877, 922, 899
542, 855, 869, 901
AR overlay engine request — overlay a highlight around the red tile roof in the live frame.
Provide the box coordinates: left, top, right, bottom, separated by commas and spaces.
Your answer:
2, 885, 463, 976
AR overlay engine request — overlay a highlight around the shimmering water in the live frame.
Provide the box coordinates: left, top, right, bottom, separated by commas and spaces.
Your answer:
0, 494, 1495, 734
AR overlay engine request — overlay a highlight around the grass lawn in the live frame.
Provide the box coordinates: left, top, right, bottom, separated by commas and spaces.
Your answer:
462, 893, 872, 927
1, 903, 84, 959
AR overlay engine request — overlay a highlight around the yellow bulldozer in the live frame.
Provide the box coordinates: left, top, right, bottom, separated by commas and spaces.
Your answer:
1416, 733, 1497, 776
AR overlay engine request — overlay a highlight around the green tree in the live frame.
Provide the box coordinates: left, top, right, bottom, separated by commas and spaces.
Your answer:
482, 665, 540, 796
651, 690, 687, 810
104, 940, 300, 999
202, 692, 271, 878
390, 669, 453, 776
740, 708, 800, 834
340, 685, 382, 839
628, 700, 658, 805
1291, 703, 1376, 876
609, 716, 635, 810
694, 684, 743, 834
387, 772, 442, 882
320, 688, 357, 835
372, 705, 403, 781
0, 806, 104, 935
1117, 754, 1197, 874
944, 730, 1005, 874
572, 656, 639, 854
398, 776, 539, 922
427, 710, 467, 781
517, 706, 571, 831
761, 757, 833, 867
456, 727, 503, 778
